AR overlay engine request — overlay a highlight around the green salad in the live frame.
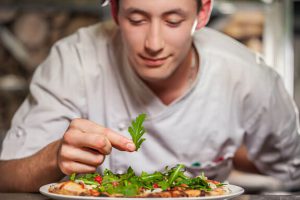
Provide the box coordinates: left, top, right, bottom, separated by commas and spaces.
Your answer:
69, 164, 224, 197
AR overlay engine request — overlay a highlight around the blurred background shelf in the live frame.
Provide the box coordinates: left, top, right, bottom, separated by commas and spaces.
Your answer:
209, 0, 294, 96
0, 0, 110, 135
0, 0, 104, 12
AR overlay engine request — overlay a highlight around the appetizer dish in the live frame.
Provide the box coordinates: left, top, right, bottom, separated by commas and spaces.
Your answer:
48, 164, 230, 198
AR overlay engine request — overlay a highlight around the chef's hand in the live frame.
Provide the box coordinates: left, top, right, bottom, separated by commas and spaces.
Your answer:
57, 118, 135, 175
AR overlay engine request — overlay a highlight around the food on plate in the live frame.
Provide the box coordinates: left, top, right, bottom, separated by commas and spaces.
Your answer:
49, 116, 230, 197
49, 164, 230, 197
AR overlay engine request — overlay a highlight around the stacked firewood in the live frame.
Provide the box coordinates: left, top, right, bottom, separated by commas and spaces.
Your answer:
0, 7, 106, 133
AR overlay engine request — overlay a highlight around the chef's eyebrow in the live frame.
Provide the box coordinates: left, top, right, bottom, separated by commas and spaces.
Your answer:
122, 8, 187, 18
162, 9, 188, 17
123, 8, 150, 18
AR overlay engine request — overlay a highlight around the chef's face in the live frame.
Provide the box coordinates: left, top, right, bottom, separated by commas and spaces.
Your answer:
118, 0, 199, 84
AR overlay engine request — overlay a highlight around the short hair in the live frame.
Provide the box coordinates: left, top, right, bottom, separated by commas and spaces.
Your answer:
114, 0, 203, 13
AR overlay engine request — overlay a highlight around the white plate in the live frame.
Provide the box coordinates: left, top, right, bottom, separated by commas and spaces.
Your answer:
40, 184, 244, 200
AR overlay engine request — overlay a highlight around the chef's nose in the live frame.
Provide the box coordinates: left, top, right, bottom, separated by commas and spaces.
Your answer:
145, 22, 164, 55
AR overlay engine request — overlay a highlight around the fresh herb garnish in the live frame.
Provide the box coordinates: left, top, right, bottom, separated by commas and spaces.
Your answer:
128, 113, 147, 151
68, 164, 222, 197
70, 173, 76, 181
167, 164, 185, 185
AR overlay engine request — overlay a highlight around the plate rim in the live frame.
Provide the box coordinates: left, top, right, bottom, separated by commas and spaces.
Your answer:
39, 183, 244, 200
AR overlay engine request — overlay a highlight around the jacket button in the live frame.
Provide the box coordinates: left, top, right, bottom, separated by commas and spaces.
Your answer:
118, 122, 127, 131
16, 128, 24, 137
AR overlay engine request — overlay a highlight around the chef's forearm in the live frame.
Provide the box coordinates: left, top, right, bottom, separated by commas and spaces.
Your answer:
233, 145, 260, 174
0, 140, 64, 192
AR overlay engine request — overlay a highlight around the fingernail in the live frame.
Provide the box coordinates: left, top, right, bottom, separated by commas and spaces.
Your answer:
126, 143, 135, 151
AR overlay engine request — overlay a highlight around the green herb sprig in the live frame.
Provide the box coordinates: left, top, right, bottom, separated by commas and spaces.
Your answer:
128, 113, 147, 151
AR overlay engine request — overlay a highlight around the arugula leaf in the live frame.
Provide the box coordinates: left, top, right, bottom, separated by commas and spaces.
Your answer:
116, 184, 139, 197
140, 171, 164, 182
167, 164, 185, 185
158, 181, 169, 190
81, 179, 100, 185
70, 173, 76, 181
128, 113, 147, 151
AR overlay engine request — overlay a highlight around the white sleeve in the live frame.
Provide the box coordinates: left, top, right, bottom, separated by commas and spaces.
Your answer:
0, 39, 87, 160
244, 71, 300, 188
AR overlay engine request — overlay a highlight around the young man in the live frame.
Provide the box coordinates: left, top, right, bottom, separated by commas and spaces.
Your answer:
0, 0, 300, 192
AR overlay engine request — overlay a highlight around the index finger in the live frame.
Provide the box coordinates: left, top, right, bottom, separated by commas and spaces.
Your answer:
102, 128, 136, 152
70, 119, 135, 152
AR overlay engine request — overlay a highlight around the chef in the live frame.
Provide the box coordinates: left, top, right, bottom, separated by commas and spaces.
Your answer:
0, 0, 299, 192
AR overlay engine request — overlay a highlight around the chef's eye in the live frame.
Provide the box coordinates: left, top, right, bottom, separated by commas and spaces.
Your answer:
165, 15, 184, 27
128, 14, 147, 25
166, 20, 183, 27
129, 19, 146, 25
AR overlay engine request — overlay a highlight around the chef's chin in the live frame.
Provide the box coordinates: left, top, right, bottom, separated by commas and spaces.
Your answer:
135, 67, 174, 84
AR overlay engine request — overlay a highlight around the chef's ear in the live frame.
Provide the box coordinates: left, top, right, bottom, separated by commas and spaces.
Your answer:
109, 0, 118, 24
196, 0, 213, 29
